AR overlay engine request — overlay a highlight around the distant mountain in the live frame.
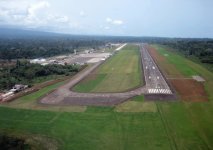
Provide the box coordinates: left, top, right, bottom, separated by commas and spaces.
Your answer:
0, 27, 117, 41
0, 27, 135, 41
0, 27, 62, 39
0, 27, 211, 41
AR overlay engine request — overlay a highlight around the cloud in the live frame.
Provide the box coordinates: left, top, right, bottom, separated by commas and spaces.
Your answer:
112, 20, 123, 25
0, 0, 74, 30
106, 17, 112, 23
106, 17, 124, 25
27, 1, 50, 17
80, 11, 86, 17
104, 26, 110, 30
24, 1, 50, 25
0, 5, 27, 26
55, 16, 69, 23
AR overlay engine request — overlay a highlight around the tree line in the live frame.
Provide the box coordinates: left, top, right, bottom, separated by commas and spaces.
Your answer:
0, 60, 81, 90
158, 39, 213, 64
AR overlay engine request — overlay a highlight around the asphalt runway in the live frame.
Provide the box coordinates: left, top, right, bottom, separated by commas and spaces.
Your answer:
141, 45, 172, 94
39, 44, 173, 106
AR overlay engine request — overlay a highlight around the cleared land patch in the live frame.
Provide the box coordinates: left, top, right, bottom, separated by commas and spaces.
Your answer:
73, 44, 143, 93
169, 79, 208, 101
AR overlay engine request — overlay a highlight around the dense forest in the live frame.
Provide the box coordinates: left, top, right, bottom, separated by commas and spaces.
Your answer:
0, 28, 106, 59
0, 60, 81, 90
0, 38, 104, 60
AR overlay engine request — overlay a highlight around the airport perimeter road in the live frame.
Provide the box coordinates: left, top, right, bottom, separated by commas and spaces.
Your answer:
141, 44, 172, 94
39, 44, 172, 106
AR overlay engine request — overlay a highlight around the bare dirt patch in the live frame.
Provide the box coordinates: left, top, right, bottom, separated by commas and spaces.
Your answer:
169, 79, 208, 102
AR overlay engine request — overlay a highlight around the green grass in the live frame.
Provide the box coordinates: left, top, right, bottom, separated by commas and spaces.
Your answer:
115, 101, 157, 112
0, 106, 172, 150
31, 75, 63, 84
131, 95, 144, 102
73, 44, 143, 93
73, 74, 107, 92
157, 102, 213, 150
152, 45, 199, 77
1, 101, 213, 150
160, 45, 213, 72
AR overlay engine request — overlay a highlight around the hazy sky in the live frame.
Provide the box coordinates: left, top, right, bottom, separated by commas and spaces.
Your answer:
0, 0, 213, 38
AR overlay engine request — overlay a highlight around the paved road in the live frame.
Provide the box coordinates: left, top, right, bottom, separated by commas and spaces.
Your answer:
39, 44, 172, 106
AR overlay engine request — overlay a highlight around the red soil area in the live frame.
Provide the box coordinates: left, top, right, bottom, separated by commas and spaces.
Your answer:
169, 79, 208, 102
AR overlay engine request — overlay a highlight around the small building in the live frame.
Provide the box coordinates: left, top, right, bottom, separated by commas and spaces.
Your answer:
11, 84, 28, 92
30, 58, 46, 64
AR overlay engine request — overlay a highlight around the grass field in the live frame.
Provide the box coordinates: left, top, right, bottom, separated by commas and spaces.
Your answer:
0, 44, 213, 150
73, 44, 143, 93
115, 101, 157, 112
0, 101, 212, 150
0, 105, 173, 150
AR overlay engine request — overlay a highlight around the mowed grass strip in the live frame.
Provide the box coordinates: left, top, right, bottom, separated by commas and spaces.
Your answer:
115, 96, 156, 113
115, 101, 157, 113
157, 102, 213, 150
73, 44, 143, 93
73, 74, 107, 92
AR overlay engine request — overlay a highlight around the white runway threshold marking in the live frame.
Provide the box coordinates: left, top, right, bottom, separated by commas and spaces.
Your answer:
148, 89, 172, 94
